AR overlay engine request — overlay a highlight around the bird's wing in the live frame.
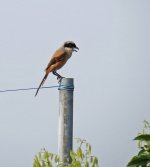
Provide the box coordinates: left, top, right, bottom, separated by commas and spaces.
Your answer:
45, 49, 66, 71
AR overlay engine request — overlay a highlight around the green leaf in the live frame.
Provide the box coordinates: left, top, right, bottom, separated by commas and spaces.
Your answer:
127, 154, 150, 167
70, 150, 77, 161
72, 161, 81, 167
77, 147, 83, 159
134, 134, 150, 141
88, 144, 92, 154
33, 156, 41, 167
54, 155, 59, 163
138, 150, 148, 156
43, 151, 50, 159
90, 156, 94, 163
85, 161, 89, 167
86, 144, 92, 156
92, 157, 98, 167
86, 143, 89, 149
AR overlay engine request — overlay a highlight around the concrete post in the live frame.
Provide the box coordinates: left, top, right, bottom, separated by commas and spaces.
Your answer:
58, 78, 74, 164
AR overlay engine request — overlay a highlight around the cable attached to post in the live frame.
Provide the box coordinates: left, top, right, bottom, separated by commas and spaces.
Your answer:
58, 84, 74, 91
0, 86, 59, 93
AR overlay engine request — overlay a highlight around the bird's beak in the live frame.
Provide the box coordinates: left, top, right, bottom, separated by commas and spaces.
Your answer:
73, 46, 79, 52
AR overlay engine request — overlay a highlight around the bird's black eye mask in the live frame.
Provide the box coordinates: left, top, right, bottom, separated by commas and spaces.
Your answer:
64, 43, 76, 48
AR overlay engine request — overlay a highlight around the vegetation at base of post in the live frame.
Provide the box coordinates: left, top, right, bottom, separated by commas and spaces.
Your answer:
127, 120, 150, 167
33, 138, 99, 167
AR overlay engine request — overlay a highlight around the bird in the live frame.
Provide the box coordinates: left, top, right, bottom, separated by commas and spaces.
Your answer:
35, 41, 79, 96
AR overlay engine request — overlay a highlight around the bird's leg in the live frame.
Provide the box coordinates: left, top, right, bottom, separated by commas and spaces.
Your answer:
52, 71, 64, 83
52, 71, 63, 79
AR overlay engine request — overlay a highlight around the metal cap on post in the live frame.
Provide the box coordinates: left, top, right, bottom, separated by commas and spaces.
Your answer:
58, 78, 74, 164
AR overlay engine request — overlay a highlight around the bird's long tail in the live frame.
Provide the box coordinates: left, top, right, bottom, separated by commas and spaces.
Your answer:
35, 73, 48, 97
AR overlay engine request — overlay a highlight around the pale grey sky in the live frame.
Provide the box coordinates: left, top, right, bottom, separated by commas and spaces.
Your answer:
0, 0, 150, 167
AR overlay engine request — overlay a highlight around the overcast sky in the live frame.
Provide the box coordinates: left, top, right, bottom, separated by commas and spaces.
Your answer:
0, 0, 150, 167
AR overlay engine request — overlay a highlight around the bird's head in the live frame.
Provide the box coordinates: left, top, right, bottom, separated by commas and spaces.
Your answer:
63, 41, 79, 52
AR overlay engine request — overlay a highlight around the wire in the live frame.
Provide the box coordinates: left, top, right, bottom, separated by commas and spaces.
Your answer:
58, 84, 74, 91
0, 84, 74, 93
0, 86, 59, 93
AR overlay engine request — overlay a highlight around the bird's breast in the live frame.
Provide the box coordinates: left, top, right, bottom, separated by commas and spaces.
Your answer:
55, 54, 71, 70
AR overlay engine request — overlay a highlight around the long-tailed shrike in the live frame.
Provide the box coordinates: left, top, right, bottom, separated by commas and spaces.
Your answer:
35, 41, 79, 96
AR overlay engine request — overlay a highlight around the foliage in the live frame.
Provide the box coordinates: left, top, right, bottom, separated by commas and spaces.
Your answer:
33, 138, 99, 167
127, 120, 150, 167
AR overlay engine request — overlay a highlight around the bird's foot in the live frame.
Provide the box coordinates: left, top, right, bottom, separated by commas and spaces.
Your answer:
57, 77, 65, 83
